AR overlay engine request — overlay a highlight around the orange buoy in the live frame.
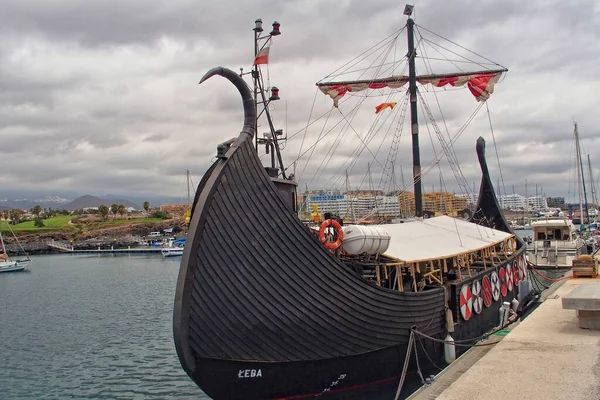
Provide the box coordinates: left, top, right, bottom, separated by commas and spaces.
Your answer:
318, 219, 344, 250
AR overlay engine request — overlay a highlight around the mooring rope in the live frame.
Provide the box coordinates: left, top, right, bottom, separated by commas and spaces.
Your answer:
394, 331, 415, 400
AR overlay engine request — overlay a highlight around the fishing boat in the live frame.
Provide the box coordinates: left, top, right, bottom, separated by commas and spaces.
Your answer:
174, 7, 532, 400
0, 230, 31, 273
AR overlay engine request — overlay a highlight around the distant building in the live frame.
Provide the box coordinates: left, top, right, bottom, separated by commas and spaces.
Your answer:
422, 192, 468, 213
546, 197, 565, 209
499, 194, 524, 210
526, 196, 548, 211
456, 193, 479, 206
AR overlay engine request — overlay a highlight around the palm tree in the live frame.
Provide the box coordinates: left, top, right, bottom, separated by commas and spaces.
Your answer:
98, 205, 109, 221
110, 204, 119, 221
143, 201, 150, 213
9, 209, 23, 225
117, 204, 126, 219
31, 205, 42, 216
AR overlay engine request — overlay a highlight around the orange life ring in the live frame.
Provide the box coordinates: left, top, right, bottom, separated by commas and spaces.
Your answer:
319, 219, 344, 250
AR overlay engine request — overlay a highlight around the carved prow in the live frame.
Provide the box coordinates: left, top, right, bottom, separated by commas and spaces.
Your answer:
199, 66, 256, 139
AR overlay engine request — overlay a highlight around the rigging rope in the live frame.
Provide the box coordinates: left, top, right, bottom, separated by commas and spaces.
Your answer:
415, 23, 507, 70
319, 27, 406, 82
357, 102, 485, 222
416, 27, 471, 197
486, 102, 507, 199
296, 89, 319, 168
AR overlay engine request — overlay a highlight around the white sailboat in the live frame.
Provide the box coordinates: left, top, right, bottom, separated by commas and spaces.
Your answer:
526, 123, 587, 268
0, 230, 31, 273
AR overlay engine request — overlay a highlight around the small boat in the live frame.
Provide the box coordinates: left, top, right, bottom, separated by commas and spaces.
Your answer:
162, 237, 186, 257
527, 217, 584, 268
162, 247, 185, 257
0, 230, 31, 273
174, 10, 532, 400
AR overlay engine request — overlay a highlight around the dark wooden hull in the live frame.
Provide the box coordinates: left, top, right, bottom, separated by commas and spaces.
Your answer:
192, 346, 433, 400
173, 67, 527, 400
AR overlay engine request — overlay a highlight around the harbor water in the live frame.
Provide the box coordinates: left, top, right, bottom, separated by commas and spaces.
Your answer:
0, 254, 208, 400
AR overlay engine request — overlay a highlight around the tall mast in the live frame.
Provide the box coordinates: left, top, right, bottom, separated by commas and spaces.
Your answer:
253, 21, 259, 152
405, 5, 422, 217
186, 169, 191, 206
249, 18, 287, 179
574, 122, 590, 227
587, 154, 598, 212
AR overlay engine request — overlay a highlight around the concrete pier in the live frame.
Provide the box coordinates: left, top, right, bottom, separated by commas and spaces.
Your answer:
435, 278, 600, 400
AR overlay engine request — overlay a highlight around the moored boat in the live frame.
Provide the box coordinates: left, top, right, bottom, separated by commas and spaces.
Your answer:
0, 230, 31, 273
174, 8, 533, 400
526, 217, 584, 269
162, 237, 186, 257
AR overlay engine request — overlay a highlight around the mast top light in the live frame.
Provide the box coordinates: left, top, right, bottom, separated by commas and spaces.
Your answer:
254, 19, 263, 32
270, 21, 281, 36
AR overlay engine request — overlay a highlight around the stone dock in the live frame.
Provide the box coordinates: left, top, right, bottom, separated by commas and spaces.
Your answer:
413, 277, 600, 400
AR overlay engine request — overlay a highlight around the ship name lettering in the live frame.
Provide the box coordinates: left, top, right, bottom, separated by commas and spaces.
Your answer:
238, 369, 262, 378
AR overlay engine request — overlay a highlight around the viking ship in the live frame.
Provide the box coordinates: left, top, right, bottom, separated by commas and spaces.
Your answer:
174, 6, 533, 399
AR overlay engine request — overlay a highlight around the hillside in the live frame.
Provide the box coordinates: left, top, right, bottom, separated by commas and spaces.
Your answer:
63, 195, 140, 211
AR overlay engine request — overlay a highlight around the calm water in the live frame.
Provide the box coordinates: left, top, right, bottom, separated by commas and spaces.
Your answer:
0, 254, 208, 400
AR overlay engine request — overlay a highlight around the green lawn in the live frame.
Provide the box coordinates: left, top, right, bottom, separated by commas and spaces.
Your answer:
0, 216, 168, 233
0, 215, 73, 232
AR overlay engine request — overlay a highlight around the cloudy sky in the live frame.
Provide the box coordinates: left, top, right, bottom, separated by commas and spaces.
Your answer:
1, 0, 599, 203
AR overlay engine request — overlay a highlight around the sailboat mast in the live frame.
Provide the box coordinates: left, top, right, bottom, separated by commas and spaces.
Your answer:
574, 123, 590, 226
186, 169, 191, 206
405, 6, 422, 217
587, 154, 598, 212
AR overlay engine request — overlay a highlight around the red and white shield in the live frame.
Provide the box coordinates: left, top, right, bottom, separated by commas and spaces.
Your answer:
471, 279, 483, 314
513, 262, 520, 287
491, 270, 501, 302
506, 265, 514, 292
459, 284, 473, 321
519, 255, 527, 281
482, 275, 493, 307
499, 267, 508, 297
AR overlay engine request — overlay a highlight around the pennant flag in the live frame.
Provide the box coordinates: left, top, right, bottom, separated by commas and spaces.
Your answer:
253, 46, 270, 66
375, 102, 397, 114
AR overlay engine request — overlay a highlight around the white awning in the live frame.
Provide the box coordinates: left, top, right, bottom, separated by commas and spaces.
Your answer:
374, 215, 513, 263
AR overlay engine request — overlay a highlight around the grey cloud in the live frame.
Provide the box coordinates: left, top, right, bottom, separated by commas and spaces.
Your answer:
1, 0, 599, 202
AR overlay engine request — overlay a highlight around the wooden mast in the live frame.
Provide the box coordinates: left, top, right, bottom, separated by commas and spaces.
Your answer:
404, 4, 423, 217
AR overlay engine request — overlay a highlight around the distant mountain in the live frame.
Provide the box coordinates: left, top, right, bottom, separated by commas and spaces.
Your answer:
63, 195, 140, 211
0, 199, 36, 210
0, 191, 188, 211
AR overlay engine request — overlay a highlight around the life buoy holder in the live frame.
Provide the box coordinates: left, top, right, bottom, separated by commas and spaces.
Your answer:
319, 219, 344, 250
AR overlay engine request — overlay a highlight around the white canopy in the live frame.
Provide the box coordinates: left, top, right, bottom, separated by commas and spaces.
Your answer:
374, 215, 513, 263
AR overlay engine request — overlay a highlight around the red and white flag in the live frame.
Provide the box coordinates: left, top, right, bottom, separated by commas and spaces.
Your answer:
253, 46, 270, 65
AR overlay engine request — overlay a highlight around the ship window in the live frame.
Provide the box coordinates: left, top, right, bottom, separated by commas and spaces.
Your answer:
537, 232, 546, 240
554, 229, 562, 239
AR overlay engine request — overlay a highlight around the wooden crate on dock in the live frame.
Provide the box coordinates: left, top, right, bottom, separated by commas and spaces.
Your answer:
572, 255, 598, 279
